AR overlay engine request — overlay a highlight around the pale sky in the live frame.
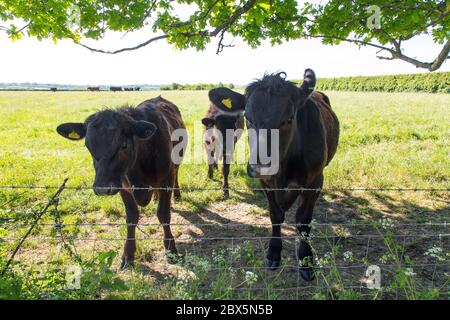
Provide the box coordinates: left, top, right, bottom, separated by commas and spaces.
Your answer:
0, 28, 448, 86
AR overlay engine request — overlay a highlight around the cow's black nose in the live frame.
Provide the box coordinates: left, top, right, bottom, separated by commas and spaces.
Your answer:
94, 185, 115, 196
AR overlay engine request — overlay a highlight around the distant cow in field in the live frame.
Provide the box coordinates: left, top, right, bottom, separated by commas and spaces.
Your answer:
56, 96, 187, 268
124, 88, 133, 91
50, 87, 57, 92
88, 86, 100, 91
209, 70, 339, 281
110, 86, 122, 92
202, 95, 244, 198
134, 87, 141, 91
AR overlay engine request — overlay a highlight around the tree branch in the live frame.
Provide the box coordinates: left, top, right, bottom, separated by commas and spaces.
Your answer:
73, 0, 448, 71
0, 22, 30, 35
307, 34, 450, 72
76, 0, 257, 54
76, 34, 169, 54
430, 38, 450, 71
216, 29, 235, 54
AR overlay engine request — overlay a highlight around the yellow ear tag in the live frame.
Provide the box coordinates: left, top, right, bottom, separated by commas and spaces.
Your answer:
221, 98, 232, 109
68, 131, 80, 139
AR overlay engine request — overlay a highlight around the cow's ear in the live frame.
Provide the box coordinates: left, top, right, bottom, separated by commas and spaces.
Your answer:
133, 120, 157, 140
298, 68, 316, 98
201, 117, 216, 127
56, 123, 86, 140
208, 87, 245, 113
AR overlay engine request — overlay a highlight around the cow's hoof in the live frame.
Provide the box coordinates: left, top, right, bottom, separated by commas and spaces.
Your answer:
265, 258, 281, 270
120, 260, 134, 270
299, 266, 315, 281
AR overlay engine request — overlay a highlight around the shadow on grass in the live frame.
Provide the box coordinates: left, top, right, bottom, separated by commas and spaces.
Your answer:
1, 183, 448, 299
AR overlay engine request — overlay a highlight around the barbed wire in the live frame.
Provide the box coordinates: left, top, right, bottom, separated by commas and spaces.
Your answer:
0, 185, 449, 192
1, 179, 448, 298
1, 233, 449, 241
0, 221, 448, 227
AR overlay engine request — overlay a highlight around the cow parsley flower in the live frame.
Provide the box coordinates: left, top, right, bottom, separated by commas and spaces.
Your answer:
197, 259, 211, 272
424, 246, 445, 262
244, 271, 258, 285
378, 217, 394, 230
316, 252, 332, 268
404, 268, 416, 276
343, 251, 354, 262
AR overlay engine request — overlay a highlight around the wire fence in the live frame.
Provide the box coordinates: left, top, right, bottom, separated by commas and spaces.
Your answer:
1, 185, 449, 192
0, 179, 449, 299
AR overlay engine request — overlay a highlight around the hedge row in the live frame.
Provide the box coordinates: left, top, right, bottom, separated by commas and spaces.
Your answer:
311, 72, 449, 93
160, 82, 235, 91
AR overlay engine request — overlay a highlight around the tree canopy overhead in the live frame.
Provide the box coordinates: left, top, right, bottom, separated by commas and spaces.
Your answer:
1, 0, 449, 71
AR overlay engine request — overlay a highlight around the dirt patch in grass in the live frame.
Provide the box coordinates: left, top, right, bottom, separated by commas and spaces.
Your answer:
5, 190, 447, 299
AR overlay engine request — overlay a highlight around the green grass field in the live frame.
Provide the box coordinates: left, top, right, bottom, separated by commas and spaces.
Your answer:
0, 90, 448, 299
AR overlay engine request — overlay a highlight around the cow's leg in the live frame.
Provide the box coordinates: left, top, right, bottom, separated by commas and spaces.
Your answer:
120, 190, 139, 269
156, 187, 178, 262
173, 166, 181, 201
264, 189, 300, 270
208, 165, 215, 179
207, 149, 215, 179
296, 175, 323, 281
264, 190, 285, 269
222, 163, 230, 199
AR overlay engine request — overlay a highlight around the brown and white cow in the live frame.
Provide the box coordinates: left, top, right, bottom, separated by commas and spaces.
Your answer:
202, 94, 244, 198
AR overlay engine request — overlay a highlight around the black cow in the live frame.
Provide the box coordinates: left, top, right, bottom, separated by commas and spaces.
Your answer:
208, 70, 339, 281
88, 86, 100, 91
201, 101, 244, 198
110, 86, 122, 92
56, 96, 187, 268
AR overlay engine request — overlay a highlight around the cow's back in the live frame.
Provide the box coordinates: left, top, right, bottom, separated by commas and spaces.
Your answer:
138, 96, 185, 134
309, 91, 339, 165
129, 96, 186, 185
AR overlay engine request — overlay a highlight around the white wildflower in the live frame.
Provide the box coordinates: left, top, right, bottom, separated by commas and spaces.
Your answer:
424, 246, 445, 262
244, 271, 258, 284
228, 266, 236, 275
404, 268, 416, 276
343, 251, 354, 262
316, 252, 332, 268
379, 254, 390, 264
197, 259, 211, 272
379, 217, 394, 230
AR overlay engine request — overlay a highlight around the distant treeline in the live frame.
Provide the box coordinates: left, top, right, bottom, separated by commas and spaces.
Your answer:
160, 82, 235, 91
304, 72, 449, 93
0, 83, 159, 91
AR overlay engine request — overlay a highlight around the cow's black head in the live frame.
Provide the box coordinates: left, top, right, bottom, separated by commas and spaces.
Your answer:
56, 109, 157, 195
208, 69, 316, 178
